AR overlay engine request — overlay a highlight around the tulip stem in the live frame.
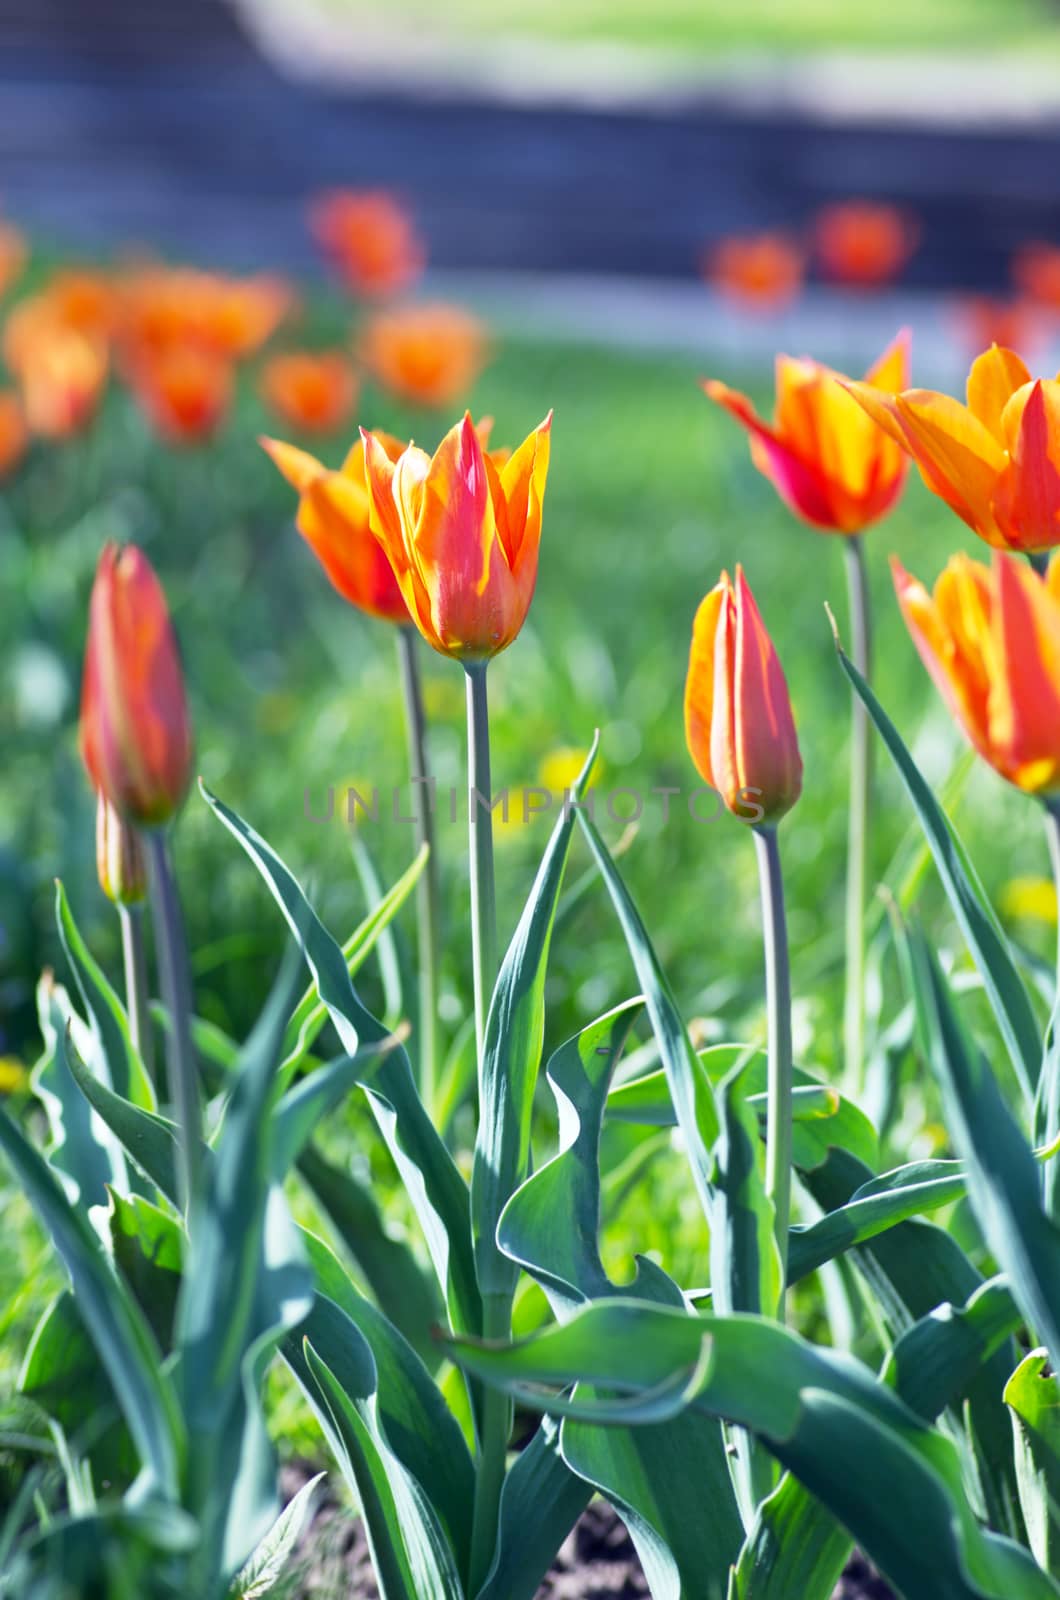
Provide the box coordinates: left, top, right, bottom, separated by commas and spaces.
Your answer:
843, 534, 872, 1096
146, 830, 200, 1211
469, 1291, 512, 1592
397, 626, 442, 1115
754, 823, 792, 1312
118, 902, 154, 1086
465, 662, 498, 1068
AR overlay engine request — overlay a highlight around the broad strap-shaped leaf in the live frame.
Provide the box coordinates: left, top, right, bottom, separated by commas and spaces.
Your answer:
787, 1160, 967, 1284
0, 1108, 183, 1499
202, 783, 481, 1337
837, 642, 1040, 1101
710, 1055, 782, 1319
295, 1229, 474, 1582
296, 1144, 441, 1366
475, 1416, 591, 1600
299, 1339, 464, 1600
449, 1302, 1060, 1600
55, 881, 155, 1110
575, 811, 719, 1223
32, 972, 117, 1209
1005, 1349, 1060, 1572
272, 1035, 405, 1179
883, 1274, 1022, 1423
63, 1026, 183, 1208
229, 1471, 325, 1599
109, 1190, 183, 1352
727, 1471, 849, 1600
174, 951, 314, 1581
281, 843, 427, 1075
906, 928, 1060, 1376
472, 737, 599, 1304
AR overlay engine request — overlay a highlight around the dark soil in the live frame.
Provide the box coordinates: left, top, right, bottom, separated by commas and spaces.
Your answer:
282, 1463, 898, 1599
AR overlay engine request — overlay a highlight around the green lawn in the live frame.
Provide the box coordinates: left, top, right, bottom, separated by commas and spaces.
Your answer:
1, 302, 1053, 1429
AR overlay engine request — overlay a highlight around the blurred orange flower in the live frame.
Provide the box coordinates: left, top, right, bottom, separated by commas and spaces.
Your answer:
956, 297, 1039, 359
1012, 242, 1060, 310
16, 327, 108, 439
685, 565, 802, 824
360, 303, 488, 408
814, 201, 918, 289
129, 346, 232, 445
260, 350, 357, 435
44, 270, 118, 342
893, 551, 1060, 797
0, 222, 27, 299
0, 391, 27, 478
704, 331, 910, 534
117, 265, 293, 364
81, 542, 193, 825
310, 189, 425, 298
847, 343, 1060, 554
706, 232, 805, 310
361, 410, 551, 659
261, 430, 409, 622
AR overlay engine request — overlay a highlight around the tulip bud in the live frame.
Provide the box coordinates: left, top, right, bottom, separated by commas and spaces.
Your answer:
684, 566, 802, 825
96, 792, 147, 905
80, 543, 193, 825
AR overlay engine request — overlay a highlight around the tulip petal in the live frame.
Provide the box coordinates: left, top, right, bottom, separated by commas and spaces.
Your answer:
498, 412, 552, 572
994, 379, 1060, 552
892, 391, 1004, 538
704, 375, 842, 527
965, 345, 1031, 442
684, 581, 727, 791
863, 327, 911, 393
731, 566, 802, 818
989, 553, 1060, 790
260, 435, 324, 494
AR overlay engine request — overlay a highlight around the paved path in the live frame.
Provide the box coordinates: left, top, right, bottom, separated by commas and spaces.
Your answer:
1, 0, 1059, 295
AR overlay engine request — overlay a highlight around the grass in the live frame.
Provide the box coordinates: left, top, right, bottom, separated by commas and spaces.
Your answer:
336, 0, 1058, 55
1, 289, 1055, 1452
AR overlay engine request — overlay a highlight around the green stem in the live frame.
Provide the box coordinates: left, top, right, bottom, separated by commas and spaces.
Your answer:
396, 626, 442, 1114
145, 830, 200, 1211
464, 662, 498, 1068
754, 824, 793, 1311
843, 534, 872, 1095
469, 1291, 511, 1593
118, 902, 154, 1085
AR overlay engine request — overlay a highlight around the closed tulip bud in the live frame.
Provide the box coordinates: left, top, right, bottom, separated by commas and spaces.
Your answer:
80, 543, 193, 825
893, 551, 1060, 797
704, 331, 910, 535
96, 792, 147, 905
847, 344, 1060, 554
361, 409, 551, 660
685, 566, 802, 824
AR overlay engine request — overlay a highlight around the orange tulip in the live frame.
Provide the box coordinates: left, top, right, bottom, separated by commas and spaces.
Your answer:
260, 350, 357, 435
955, 297, 1039, 360
117, 265, 293, 364
847, 343, 1060, 554
96, 792, 147, 905
0, 222, 26, 299
706, 232, 805, 310
361, 410, 551, 659
0, 391, 27, 479
309, 189, 425, 298
814, 201, 918, 289
129, 346, 232, 445
893, 551, 1060, 797
261, 429, 409, 623
1013, 243, 1060, 310
704, 331, 910, 534
81, 543, 193, 825
360, 303, 488, 408
43, 270, 118, 342
685, 566, 802, 824
15, 327, 108, 439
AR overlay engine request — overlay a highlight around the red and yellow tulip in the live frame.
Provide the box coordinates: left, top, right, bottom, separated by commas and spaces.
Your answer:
685, 566, 802, 824
704, 332, 910, 534
95, 793, 147, 905
361, 410, 551, 659
261, 430, 410, 624
893, 550, 1060, 797
848, 344, 1060, 553
260, 350, 357, 435
81, 544, 193, 825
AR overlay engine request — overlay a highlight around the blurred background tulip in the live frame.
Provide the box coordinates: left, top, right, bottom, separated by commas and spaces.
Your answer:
309, 188, 425, 299
813, 201, 919, 289
128, 344, 233, 445
705, 231, 805, 311
260, 349, 357, 435
360, 302, 489, 408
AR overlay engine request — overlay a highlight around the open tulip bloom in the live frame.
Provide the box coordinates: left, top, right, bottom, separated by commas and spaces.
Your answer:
847, 343, 1060, 554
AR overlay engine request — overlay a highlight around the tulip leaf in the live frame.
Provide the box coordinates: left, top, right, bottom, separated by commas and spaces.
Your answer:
299, 1338, 464, 1600
448, 1302, 1060, 1600
787, 1159, 967, 1283
727, 1472, 850, 1600
32, 972, 119, 1209
293, 1229, 474, 1581
836, 643, 1040, 1101
55, 880, 155, 1111
272, 1036, 407, 1179
884, 1274, 1023, 1423
62, 1024, 184, 1209
574, 810, 719, 1221
1005, 1349, 1060, 1573
229, 1470, 325, 1600
472, 736, 599, 1304
0, 1106, 183, 1499
474, 1416, 591, 1600
280, 843, 427, 1077
202, 783, 481, 1337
